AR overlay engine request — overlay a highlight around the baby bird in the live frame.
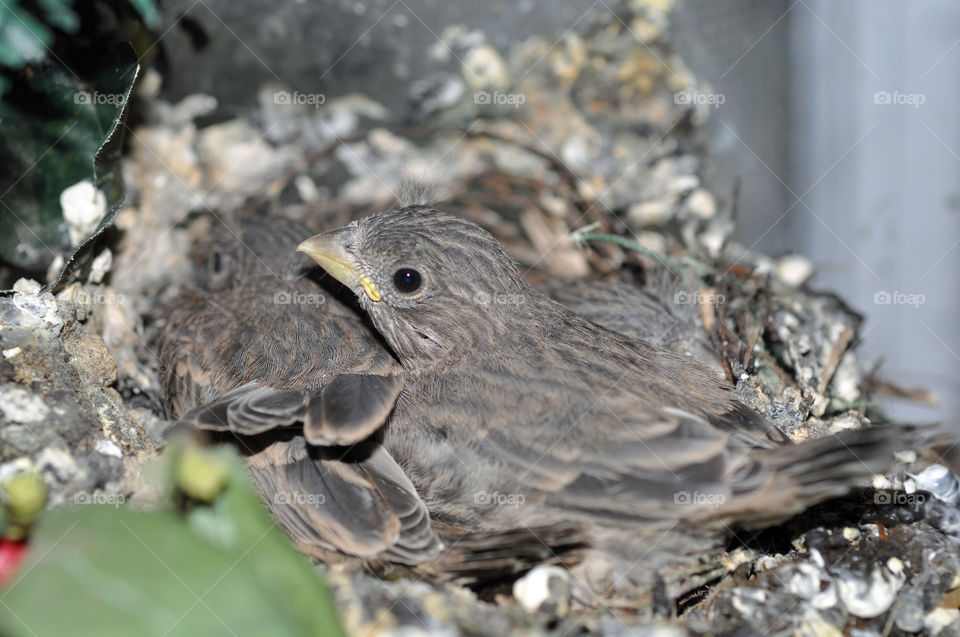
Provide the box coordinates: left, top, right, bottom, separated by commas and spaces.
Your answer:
287, 206, 905, 591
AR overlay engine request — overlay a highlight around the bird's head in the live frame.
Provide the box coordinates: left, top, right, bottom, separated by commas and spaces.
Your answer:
297, 207, 530, 365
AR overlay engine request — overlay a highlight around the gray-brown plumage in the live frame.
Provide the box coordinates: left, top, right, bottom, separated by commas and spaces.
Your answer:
160, 208, 912, 598
158, 216, 440, 564
291, 206, 909, 589
537, 275, 721, 372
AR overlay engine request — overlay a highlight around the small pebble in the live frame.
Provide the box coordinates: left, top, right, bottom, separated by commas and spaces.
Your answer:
836, 566, 903, 618
786, 563, 822, 599
905, 478, 918, 494
88, 249, 113, 284
895, 593, 925, 633
512, 565, 570, 618
628, 198, 675, 227
798, 611, 844, 637
775, 254, 815, 287
463, 44, 510, 92
0, 387, 51, 424
887, 557, 905, 576
915, 464, 960, 505
60, 180, 106, 246
36, 448, 79, 483
729, 587, 766, 616
756, 555, 780, 571
293, 174, 321, 203
873, 475, 894, 491
895, 450, 918, 464
925, 608, 959, 635
681, 188, 716, 220
95, 440, 123, 460
12, 279, 41, 296
812, 578, 839, 610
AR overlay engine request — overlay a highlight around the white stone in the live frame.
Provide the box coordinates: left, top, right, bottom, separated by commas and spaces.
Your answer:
809, 548, 826, 569
886, 557, 905, 576
95, 440, 123, 459
682, 188, 716, 219
88, 248, 113, 284
776, 253, 815, 287
811, 578, 838, 610
730, 587, 767, 616
463, 44, 510, 92
872, 475, 893, 491
37, 448, 79, 482
798, 610, 844, 637
925, 608, 959, 635
787, 563, 823, 599
894, 450, 917, 464
11, 285, 63, 334
914, 464, 960, 504
0, 386, 50, 423
628, 198, 675, 227
836, 566, 903, 618
294, 174, 320, 203
12, 278, 41, 296
60, 180, 107, 246
513, 565, 570, 616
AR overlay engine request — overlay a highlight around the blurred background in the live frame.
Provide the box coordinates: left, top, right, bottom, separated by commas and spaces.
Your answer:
672, 0, 960, 424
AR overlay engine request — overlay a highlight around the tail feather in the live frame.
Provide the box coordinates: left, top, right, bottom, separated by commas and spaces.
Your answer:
709, 424, 931, 528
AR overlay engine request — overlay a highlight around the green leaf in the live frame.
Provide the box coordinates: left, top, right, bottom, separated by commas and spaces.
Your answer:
0, 449, 345, 637
36, 0, 80, 32
0, 42, 138, 281
123, 0, 161, 29
0, 4, 54, 67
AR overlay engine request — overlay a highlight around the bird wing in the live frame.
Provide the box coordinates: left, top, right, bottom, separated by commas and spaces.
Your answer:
486, 401, 755, 522
412, 356, 771, 526
431, 358, 900, 531
248, 436, 442, 564
176, 373, 401, 446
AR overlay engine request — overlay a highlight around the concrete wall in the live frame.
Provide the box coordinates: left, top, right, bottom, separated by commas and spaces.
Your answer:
675, 0, 960, 423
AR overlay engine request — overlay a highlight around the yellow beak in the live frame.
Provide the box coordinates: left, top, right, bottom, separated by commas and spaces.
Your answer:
296, 230, 382, 302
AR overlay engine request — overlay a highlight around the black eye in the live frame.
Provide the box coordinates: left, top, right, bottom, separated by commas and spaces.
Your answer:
392, 268, 422, 293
